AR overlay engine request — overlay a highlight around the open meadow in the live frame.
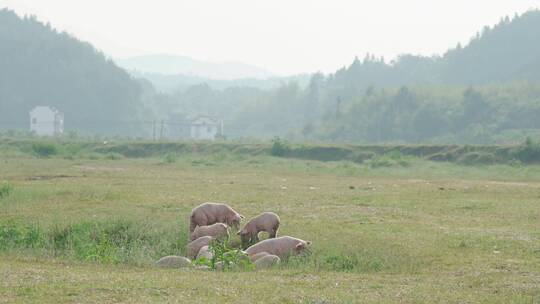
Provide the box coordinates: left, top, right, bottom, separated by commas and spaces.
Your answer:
1, 141, 539, 303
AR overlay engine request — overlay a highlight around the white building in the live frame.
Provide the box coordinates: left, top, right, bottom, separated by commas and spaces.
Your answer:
190, 116, 222, 140
29, 106, 64, 136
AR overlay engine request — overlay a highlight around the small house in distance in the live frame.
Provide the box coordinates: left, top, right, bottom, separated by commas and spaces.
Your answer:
29, 106, 64, 136
190, 115, 222, 140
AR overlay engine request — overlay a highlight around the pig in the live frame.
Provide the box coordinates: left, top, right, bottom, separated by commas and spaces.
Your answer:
190, 223, 229, 241
155, 256, 192, 268
249, 251, 270, 262
186, 236, 213, 259
245, 236, 312, 259
196, 245, 214, 260
254, 254, 280, 269
189, 202, 244, 236
237, 212, 280, 247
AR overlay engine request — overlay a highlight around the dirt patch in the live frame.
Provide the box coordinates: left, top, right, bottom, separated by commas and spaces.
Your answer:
26, 175, 77, 181
75, 165, 126, 172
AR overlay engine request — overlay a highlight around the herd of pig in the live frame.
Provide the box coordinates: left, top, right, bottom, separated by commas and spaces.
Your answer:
156, 202, 312, 269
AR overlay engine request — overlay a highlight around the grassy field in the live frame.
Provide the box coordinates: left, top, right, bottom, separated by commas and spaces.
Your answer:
1, 146, 540, 303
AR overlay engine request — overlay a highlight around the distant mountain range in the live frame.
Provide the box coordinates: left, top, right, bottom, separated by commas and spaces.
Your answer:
114, 54, 276, 80
127, 70, 311, 93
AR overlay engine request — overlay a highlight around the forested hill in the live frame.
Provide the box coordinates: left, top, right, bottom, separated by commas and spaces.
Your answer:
330, 10, 540, 88
213, 10, 540, 143
0, 9, 145, 135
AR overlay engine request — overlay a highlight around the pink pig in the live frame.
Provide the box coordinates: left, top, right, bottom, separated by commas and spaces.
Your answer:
190, 223, 229, 241
189, 202, 243, 236
186, 236, 213, 259
245, 236, 311, 259
237, 212, 280, 247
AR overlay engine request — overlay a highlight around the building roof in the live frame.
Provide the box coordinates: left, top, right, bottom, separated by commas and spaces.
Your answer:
30, 106, 62, 115
191, 115, 219, 126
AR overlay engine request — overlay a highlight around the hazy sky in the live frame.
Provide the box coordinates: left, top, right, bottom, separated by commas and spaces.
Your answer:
1, 0, 539, 75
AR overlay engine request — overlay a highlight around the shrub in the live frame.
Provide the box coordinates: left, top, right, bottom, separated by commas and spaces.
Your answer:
105, 152, 124, 160
270, 137, 289, 157
0, 181, 13, 199
31, 142, 59, 157
163, 153, 177, 164
510, 137, 540, 163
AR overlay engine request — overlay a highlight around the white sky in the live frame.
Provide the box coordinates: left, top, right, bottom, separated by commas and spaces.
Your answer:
1, 0, 539, 75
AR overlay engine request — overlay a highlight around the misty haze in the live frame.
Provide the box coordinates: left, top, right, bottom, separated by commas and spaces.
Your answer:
1, 1, 539, 303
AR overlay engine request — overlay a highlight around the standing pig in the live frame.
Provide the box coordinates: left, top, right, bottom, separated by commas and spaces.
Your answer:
190, 223, 229, 241
186, 236, 213, 259
189, 202, 244, 236
245, 236, 311, 259
237, 212, 280, 247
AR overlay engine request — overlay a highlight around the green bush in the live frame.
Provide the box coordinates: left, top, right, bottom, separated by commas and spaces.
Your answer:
31, 142, 59, 157
510, 137, 540, 163
0, 181, 13, 199
163, 152, 177, 164
270, 137, 289, 157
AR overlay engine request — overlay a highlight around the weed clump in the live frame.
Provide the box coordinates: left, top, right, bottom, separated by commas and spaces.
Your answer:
511, 137, 540, 163
163, 152, 177, 163
195, 238, 253, 271
105, 152, 124, 160
0, 181, 13, 199
31, 142, 59, 157
270, 137, 290, 157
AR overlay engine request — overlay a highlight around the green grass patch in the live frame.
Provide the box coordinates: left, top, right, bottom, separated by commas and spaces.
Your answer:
0, 220, 188, 265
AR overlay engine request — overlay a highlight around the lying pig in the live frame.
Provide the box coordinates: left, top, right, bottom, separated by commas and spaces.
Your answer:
254, 254, 280, 269
196, 245, 214, 260
245, 236, 311, 259
186, 236, 213, 259
237, 212, 280, 247
249, 251, 270, 262
189, 202, 244, 236
190, 223, 229, 241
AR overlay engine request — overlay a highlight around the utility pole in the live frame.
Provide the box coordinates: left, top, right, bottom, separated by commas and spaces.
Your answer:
220, 120, 224, 137
152, 120, 156, 141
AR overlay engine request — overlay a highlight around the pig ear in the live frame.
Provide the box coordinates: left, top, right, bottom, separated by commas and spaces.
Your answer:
295, 243, 304, 250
